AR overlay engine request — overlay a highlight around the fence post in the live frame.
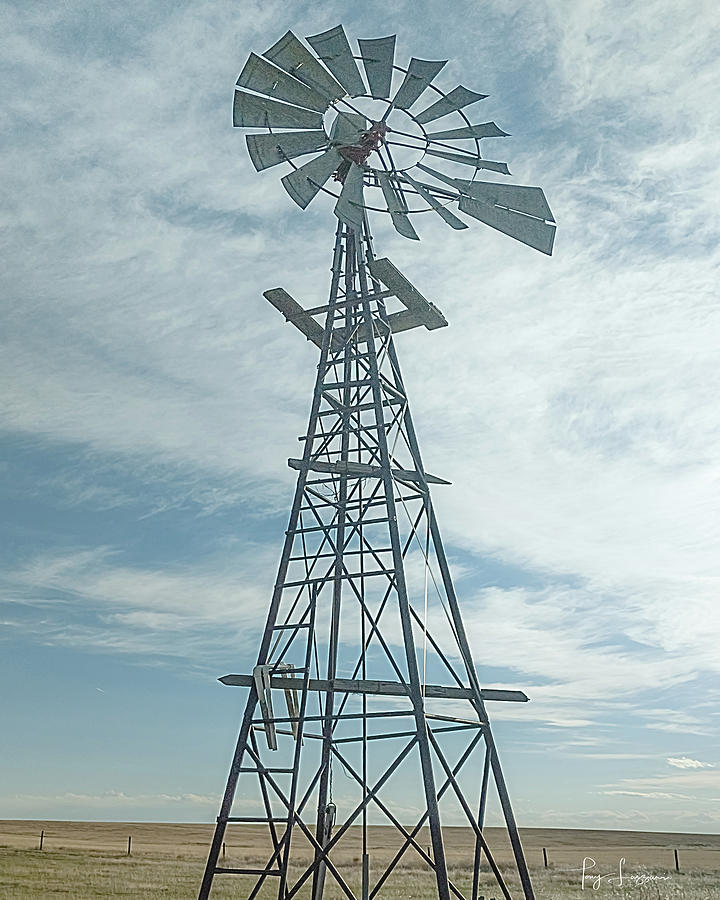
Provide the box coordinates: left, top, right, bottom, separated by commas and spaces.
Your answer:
542, 847, 548, 868
674, 849, 679, 872
127, 835, 132, 856
222, 842, 226, 859
39, 830, 44, 851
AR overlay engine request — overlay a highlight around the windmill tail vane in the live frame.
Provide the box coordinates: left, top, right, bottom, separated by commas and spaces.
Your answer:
198, 23, 555, 900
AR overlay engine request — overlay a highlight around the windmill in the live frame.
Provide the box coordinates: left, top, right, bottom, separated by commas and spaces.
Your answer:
198, 24, 555, 900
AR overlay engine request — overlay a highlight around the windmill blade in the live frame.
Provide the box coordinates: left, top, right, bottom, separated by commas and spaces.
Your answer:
246, 130, 329, 172
237, 54, 329, 113
233, 90, 324, 130
377, 172, 419, 240
281, 148, 342, 208
425, 122, 509, 141
425, 147, 511, 175
391, 58, 447, 110
418, 164, 555, 223
401, 173, 468, 230
416, 161, 464, 189
358, 35, 396, 100
458, 195, 556, 255
414, 86, 488, 125
307, 25, 366, 97
263, 30, 345, 102
458, 181, 555, 221
330, 112, 368, 145
334, 163, 365, 231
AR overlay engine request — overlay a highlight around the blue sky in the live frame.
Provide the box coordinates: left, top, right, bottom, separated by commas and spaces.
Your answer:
2, 0, 720, 831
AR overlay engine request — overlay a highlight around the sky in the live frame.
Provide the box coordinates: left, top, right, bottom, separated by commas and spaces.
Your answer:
1, 0, 720, 833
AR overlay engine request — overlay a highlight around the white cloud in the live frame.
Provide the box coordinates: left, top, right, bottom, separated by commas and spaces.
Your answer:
3, 0, 720, 824
455, 585, 703, 727
667, 757, 715, 770
602, 790, 692, 801
579, 753, 655, 760
636, 709, 713, 737
2, 545, 275, 661
605, 767, 720, 798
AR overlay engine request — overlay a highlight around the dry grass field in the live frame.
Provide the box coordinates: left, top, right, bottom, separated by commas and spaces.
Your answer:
1, 820, 719, 899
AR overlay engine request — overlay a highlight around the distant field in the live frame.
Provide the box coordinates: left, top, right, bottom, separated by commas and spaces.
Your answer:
2, 820, 719, 899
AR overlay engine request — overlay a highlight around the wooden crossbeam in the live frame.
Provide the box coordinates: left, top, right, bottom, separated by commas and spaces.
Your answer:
264, 257, 447, 349
219, 673, 528, 703
287, 456, 451, 485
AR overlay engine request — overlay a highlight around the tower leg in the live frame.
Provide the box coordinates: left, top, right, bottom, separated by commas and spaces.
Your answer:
198, 689, 258, 900
470, 745, 491, 900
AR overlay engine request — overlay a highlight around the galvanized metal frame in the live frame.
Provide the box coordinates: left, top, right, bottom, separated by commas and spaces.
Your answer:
198, 219, 536, 900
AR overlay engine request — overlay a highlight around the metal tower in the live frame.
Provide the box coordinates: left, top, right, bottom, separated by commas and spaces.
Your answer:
199, 24, 556, 900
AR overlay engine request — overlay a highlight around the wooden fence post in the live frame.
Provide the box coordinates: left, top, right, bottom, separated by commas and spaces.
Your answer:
674, 849, 680, 872
542, 847, 548, 868
127, 835, 132, 856
39, 830, 44, 851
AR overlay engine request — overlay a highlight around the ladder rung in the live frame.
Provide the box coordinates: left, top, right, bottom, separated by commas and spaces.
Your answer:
215, 867, 282, 876
252, 717, 300, 726
224, 816, 288, 823
290, 549, 393, 559
272, 622, 311, 630
318, 398, 402, 417
287, 516, 390, 534
323, 379, 372, 389
238, 767, 294, 773
281, 568, 392, 587
298, 422, 385, 441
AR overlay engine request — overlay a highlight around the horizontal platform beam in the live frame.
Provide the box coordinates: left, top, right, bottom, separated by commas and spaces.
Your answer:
368, 257, 447, 330
219, 673, 529, 703
288, 457, 451, 485
264, 257, 447, 349
264, 288, 329, 349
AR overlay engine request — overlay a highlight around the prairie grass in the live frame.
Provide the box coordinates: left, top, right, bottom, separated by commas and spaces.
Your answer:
2, 822, 719, 900
2, 847, 720, 899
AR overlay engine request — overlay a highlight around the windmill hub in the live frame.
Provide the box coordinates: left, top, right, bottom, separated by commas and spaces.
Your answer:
334, 119, 387, 172
329, 99, 427, 173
